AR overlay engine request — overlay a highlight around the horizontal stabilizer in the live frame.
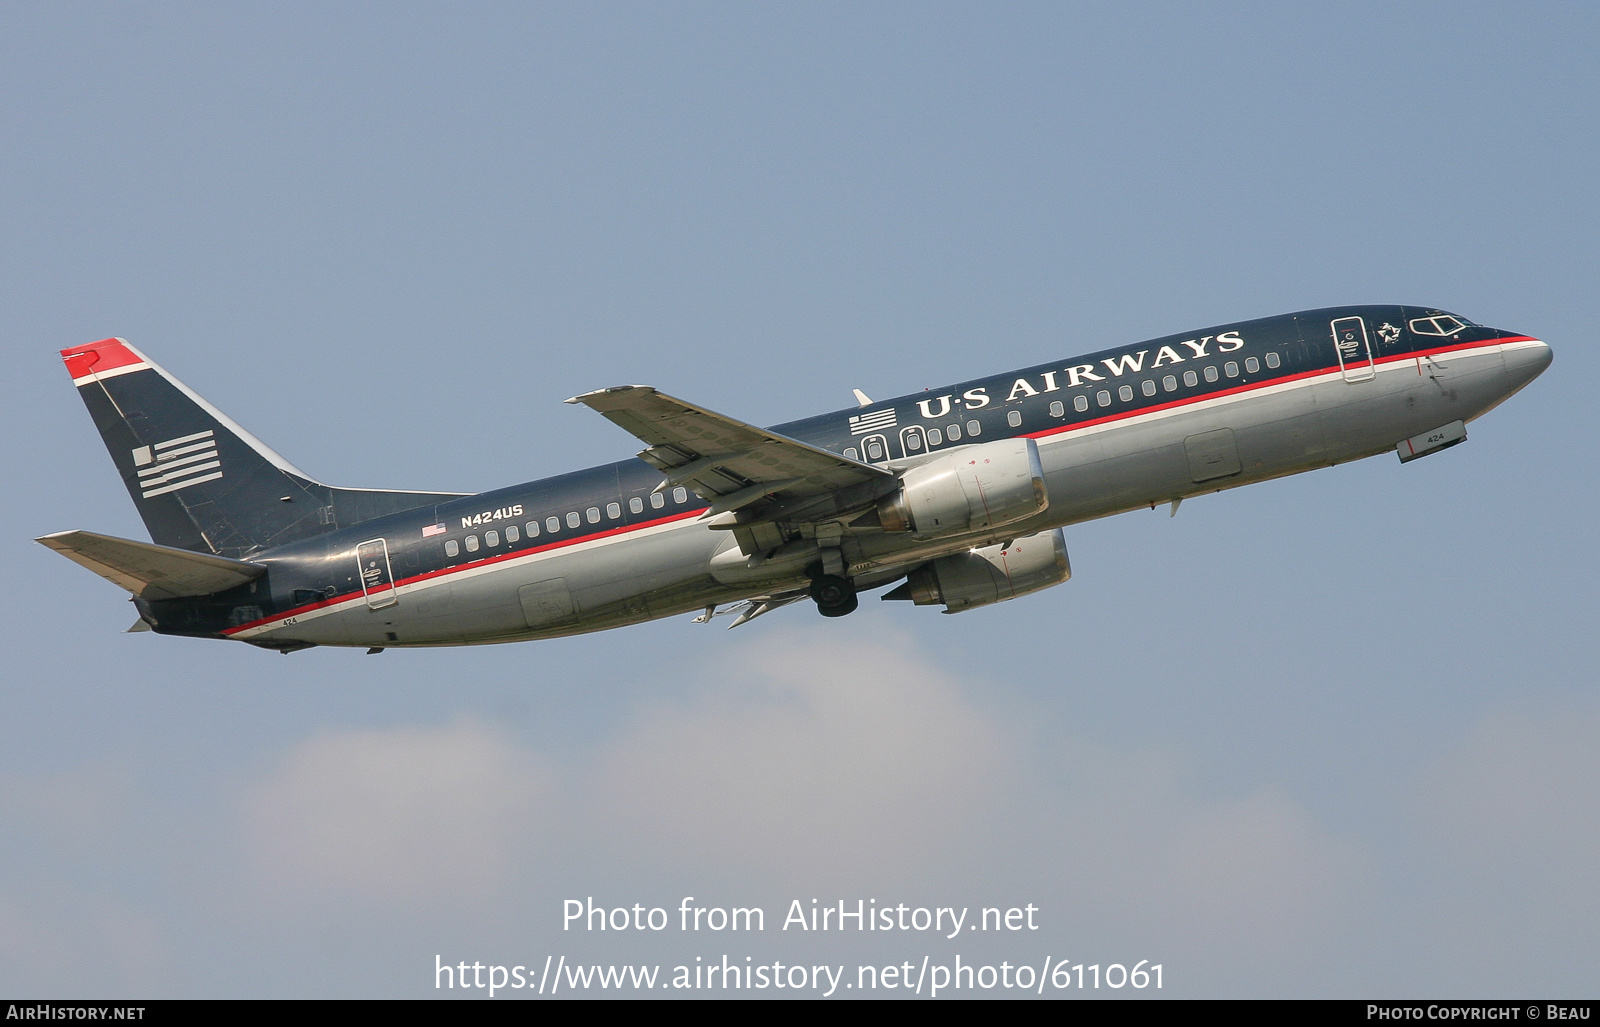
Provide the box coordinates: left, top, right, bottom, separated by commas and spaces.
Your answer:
36, 529, 266, 600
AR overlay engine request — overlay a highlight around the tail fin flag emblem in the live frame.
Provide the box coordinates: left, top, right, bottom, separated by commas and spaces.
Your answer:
135, 429, 222, 498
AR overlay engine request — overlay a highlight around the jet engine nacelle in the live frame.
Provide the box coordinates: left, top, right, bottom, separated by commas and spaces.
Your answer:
877, 437, 1048, 538
893, 528, 1070, 613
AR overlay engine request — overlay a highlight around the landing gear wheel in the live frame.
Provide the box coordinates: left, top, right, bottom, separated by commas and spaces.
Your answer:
808, 573, 859, 618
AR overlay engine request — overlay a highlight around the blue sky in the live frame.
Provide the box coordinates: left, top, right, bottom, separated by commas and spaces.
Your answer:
2, 1, 1596, 997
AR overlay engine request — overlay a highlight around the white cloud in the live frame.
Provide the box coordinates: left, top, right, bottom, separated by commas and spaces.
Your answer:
28, 629, 1373, 992
589, 628, 1009, 874
1156, 787, 1359, 941
572, 626, 1366, 984
243, 718, 551, 903
946, 732, 1371, 987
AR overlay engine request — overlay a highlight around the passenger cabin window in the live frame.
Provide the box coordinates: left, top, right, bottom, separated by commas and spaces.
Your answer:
947, 423, 961, 441
1409, 315, 1468, 336
904, 431, 923, 451
928, 428, 943, 445
965, 419, 981, 436
650, 492, 665, 509
465, 535, 479, 553
1048, 400, 1063, 417
1225, 361, 1239, 377
526, 521, 540, 537
585, 507, 600, 524
606, 502, 621, 519
629, 497, 643, 514
673, 487, 688, 504
1204, 365, 1219, 383
1096, 390, 1111, 407
1245, 356, 1260, 374
546, 516, 560, 532
844, 447, 858, 460
566, 512, 580, 528
1163, 375, 1178, 392
1118, 385, 1133, 402
1265, 352, 1281, 369
485, 529, 500, 547
444, 539, 459, 558
1141, 380, 1156, 397
506, 525, 519, 543
1074, 395, 1089, 412
1007, 410, 1022, 427
1183, 370, 1198, 387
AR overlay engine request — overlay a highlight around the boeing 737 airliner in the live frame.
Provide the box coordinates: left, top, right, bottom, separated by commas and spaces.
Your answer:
39, 305, 1550, 653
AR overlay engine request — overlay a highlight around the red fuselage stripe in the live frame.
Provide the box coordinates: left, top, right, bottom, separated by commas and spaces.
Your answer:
222, 508, 705, 634
229, 335, 1530, 635
1023, 337, 1525, 441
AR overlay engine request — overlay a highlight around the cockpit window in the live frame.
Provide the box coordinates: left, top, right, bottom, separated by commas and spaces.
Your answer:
1409, 315, 1470, 337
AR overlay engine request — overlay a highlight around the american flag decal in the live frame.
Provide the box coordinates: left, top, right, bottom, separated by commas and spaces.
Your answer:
422, 523, 447, 538
133, 429, 222, 499
848, 408, 897, 435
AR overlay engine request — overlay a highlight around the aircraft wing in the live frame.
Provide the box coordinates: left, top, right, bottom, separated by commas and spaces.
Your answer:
565, 385, 895, 515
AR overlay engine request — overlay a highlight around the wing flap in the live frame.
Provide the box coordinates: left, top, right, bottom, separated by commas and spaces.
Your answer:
37, 529, 266, 600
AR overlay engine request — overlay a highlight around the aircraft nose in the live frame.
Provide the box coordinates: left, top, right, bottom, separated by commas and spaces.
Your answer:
1501, 336, 1553, 387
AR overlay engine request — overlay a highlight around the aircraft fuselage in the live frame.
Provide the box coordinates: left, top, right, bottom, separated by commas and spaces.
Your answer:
105, 304, 1550, 649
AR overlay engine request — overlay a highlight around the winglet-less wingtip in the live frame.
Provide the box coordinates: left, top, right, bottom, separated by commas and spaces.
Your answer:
565, 385, 652, 405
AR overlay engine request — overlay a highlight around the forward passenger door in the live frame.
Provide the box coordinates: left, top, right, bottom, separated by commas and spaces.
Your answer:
1331, 317, 1376, 383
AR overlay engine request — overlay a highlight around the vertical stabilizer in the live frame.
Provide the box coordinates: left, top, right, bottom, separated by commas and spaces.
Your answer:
61, 338, 464, 556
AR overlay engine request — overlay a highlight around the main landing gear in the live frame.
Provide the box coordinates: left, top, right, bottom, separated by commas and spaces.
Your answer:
807, 565, 858, 618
